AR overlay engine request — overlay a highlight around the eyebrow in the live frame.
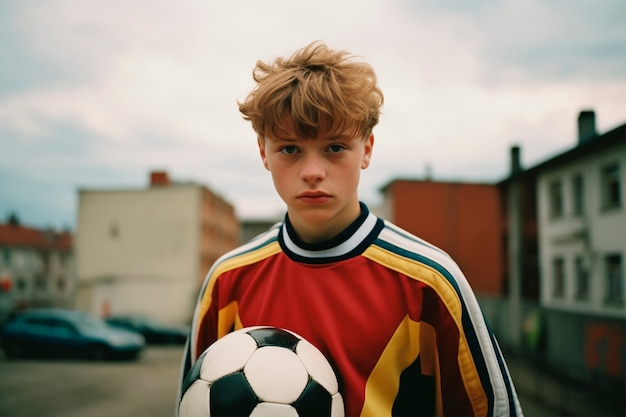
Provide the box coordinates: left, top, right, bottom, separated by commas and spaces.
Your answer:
271, 132, 357, 142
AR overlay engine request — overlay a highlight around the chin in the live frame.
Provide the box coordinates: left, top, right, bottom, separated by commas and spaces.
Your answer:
292, 205, 335, 222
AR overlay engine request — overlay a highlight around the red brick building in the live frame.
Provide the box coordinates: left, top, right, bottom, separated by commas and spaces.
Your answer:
379, 179, 504, 295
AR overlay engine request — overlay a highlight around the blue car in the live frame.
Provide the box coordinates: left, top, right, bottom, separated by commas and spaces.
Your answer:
106, 315, 189, 345
0, 308, 145, 360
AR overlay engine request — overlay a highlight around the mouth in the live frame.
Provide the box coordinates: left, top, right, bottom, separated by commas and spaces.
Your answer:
296, 192, 332, 204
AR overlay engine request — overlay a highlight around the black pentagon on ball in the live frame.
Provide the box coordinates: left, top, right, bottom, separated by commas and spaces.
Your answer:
180, 349, 208, 396
209, 372, 259, 416
293, 378, 333, 417
247, 327, 300, 351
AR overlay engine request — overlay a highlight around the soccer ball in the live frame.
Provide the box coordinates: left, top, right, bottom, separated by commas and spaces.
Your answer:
178, 326, 344, 417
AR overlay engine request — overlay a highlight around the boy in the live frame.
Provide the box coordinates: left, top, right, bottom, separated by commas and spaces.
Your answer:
179, 41, 522, 416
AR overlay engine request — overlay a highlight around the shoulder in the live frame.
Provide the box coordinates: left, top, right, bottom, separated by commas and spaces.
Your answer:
208, 221, 283, 275
372, 219, 462, 275
377, 219, 451, 258
196, 221, 283, 297
371, 219, 478, 306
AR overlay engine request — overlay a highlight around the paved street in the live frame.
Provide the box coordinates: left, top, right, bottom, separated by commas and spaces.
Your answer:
1, 345, 617, 417
0, 346, 183, 417
505, 352, 625, 417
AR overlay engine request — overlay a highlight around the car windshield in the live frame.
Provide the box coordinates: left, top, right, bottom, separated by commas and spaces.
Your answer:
71, 313, 109, 330
122, 316, 157, 326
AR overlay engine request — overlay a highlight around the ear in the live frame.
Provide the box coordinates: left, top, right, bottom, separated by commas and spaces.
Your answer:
258, 137, 270, 171
361, 134, 374, 169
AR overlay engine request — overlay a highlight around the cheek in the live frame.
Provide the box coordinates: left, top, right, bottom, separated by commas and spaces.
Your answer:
269, 171, 291, 198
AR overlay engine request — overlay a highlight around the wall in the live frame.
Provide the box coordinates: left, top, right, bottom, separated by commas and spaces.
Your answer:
75, 186, 201, 324
198, 187, 241, 287
538, 143, 626, 317
478, 295, 626, 387
386, 180, 504, 295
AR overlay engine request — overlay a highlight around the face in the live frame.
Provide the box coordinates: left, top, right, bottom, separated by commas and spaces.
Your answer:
258, 117, 374, 243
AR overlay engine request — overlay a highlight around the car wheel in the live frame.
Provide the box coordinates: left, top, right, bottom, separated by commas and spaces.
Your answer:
88, 344, 109, 361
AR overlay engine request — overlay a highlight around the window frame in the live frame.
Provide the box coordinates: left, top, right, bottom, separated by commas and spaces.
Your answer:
553, 256, 566, 298
604, 254, 623, 306
574, 255, 589, 300
549, 179, 564, 219
601, 162, 622, 210
572, 173, 584, 216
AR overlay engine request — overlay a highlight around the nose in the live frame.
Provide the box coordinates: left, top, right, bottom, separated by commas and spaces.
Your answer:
300, 153, 325, 183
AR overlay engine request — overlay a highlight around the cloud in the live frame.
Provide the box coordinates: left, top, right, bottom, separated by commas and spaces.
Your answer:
473, 0, 626, 83
0, 0, 625, 229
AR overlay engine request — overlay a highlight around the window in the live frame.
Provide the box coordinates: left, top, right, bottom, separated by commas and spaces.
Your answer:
40, 252, 50, 274
25, 317, 48, 326
553, 257, 565, 298
13, 251, 25, 269
605, 254, 623, 305
601, 163, 622, 210
35, 274, 47, 291
59, 253, 69, 270
1, 248, 10, 265
572, 174, 584, 216
110, 222, 120, 239
549, 180, 564, 218
57, 275, 66, 290
16, 277, 27, 293
575, 256, 589, 300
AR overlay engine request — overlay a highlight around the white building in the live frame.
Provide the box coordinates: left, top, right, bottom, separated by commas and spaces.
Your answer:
537, 111, 625, 317
75, 171, 240, 325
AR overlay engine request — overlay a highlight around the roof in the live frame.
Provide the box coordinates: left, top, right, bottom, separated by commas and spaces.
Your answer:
501, 122, 626, 184
0, 223, 72, 251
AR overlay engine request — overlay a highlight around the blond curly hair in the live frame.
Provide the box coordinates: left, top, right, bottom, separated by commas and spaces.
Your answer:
238, 41, 384, 140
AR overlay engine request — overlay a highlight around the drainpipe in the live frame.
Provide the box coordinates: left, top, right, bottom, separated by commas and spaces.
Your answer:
508, 145, 523, 349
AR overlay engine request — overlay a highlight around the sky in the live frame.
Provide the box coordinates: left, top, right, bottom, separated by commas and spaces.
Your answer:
1, 0, 625, 231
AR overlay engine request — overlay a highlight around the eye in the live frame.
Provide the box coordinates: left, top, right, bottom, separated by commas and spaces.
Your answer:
279, 145, 299, 155
327, 144, 345, 153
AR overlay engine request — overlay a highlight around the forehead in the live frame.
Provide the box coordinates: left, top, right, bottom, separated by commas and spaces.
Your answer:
269, 114, 361, 141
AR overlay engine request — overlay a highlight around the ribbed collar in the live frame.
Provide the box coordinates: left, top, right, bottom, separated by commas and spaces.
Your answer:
278, 202, 384, 264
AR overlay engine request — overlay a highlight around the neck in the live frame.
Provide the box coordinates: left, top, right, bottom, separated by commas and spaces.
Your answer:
287, 202, 362, 243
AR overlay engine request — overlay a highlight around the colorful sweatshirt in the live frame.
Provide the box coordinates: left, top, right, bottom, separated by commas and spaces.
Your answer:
179, 203, 522, 417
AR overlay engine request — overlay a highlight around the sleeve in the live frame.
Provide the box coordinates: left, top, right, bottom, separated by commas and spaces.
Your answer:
425, 258, 524, 417
175, 269, 221, 411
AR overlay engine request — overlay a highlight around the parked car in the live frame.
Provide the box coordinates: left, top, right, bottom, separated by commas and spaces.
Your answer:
106, 315, 189, 345
0, 308, 145, 360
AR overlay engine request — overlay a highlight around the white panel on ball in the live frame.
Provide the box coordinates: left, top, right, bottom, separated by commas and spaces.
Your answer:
178, 380, 210, 417
296, 339, 339, 394
244, 346, 309, 403
178, 326, 345, 417
200, 332, 257, 381
249, 402, 299, 417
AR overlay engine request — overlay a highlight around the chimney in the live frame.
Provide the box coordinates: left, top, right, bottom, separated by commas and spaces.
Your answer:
577, 110, 597, 144
510, 145, 522, 176
150, 170, 170, 186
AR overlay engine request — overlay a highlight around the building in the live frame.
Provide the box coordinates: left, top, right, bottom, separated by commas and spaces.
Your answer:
536, 111, 625, 317
379, 179, 504, 295
74, 171, 240, 325
0, 214, 74, 320
498, 110, 626, 392
240, 217, 281, 244
379, 110, 625, 392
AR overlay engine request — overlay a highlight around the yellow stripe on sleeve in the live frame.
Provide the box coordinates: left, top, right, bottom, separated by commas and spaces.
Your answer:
194, 242, 282, 343
363, 245, 488, 416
